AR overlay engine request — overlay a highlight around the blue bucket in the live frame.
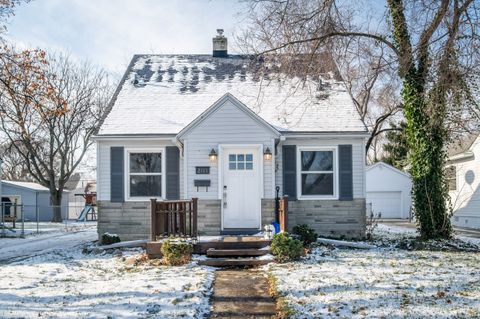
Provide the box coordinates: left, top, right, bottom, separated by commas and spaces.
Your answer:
271, 222, 280, 234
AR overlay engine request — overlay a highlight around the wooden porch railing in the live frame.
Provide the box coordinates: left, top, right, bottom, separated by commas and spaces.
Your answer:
150, 198, 198, 241
278, 195, 288, 232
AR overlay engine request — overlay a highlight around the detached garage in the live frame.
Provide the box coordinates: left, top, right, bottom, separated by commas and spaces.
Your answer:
366, 162, 412, 219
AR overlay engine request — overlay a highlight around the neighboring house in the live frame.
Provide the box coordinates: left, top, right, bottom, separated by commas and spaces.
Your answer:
0, 181, 69, 221
366, 162, 412, 219
94, 30, 369, 241
447, 133, 480, 229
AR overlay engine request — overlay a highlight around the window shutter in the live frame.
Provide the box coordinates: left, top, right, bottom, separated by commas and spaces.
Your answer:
338, 144, 353, 201
110, 147, 124, 202
282, 145, 297, 200
166, 146, 180, 200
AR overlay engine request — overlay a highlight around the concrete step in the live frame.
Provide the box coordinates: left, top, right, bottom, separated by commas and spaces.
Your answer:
194, 238, 271, 254
206, 248, 269, 257
197, 257, 273, 267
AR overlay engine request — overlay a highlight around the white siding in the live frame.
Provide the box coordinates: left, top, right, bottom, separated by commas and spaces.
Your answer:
276, 137, 366, 199
183, 99, 277, 199
449, 137, 480, 229
96, 139, 181, 201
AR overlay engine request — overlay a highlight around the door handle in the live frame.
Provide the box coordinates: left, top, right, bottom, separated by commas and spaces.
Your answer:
223, 185, 227, 208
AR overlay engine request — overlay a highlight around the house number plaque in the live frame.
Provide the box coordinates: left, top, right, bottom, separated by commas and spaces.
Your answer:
195, 166, 210, 174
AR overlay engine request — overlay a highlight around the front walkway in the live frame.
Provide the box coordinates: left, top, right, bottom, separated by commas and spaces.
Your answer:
209, 269, 277, 319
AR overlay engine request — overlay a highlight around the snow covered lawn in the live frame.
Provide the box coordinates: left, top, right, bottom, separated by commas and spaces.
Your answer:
268, 227, 480, 318
0, 238, 214, 318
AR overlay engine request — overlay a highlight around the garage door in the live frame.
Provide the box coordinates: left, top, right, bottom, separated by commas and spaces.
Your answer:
366, 191, 402, 219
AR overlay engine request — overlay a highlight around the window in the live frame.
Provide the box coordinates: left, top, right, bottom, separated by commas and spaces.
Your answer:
446, 166, 457, 191
229, 153, 253, 170
298, 148, 336, 198
127, 151, 163, 198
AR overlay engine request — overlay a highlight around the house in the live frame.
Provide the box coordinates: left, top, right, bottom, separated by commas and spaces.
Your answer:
447, 133, 480, 229
0, 180, 69, 221
93, 30, 369, 241
366, 162, 412, 219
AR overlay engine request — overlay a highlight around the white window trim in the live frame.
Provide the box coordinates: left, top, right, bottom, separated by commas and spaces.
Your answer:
296, 146, 339, 200
124, 147, 166, 201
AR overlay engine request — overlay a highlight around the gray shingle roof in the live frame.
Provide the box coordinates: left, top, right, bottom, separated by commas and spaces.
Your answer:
97, 54, 367, 136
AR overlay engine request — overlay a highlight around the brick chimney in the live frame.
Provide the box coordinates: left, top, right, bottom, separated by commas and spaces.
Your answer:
212, 29, 228, 57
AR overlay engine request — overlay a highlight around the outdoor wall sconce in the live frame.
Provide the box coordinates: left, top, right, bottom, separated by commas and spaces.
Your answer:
209, 148, 218, 161
264, 147, 272, 160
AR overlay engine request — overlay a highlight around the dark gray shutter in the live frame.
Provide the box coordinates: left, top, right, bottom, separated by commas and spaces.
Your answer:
339, 144, 353, 201
110, 147, 124, 202
282, 145, 297, 200
166, 146, 180, 200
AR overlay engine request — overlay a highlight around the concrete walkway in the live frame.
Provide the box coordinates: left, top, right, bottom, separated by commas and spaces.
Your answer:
209, 269, 277, 319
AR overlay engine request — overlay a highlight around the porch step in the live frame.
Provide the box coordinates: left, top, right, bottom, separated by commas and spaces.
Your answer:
206, 248, 269, 257
197, 257, 272, 267
194, 237, 271, 254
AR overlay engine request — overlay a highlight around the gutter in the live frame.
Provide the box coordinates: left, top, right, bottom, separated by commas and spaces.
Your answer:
447, 151, 474, 163
92, 134, 176, 141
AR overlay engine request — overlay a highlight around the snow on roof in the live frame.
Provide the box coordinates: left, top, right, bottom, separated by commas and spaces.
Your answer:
447, 132, 479, 157
97, 54, 367, 136
2, 180, 50, 192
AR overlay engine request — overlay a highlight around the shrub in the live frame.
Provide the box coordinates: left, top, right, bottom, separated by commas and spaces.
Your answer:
160, 238, 193, 266
101, 232, 121, 245
292, 224, 318, 247
271, 232, 304, 263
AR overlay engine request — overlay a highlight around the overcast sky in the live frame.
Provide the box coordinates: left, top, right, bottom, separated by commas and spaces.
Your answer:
6, 0, 244, 75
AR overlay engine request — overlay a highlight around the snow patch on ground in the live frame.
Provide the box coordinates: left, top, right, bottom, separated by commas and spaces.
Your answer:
0, 237, 214, 318
267, 225, 480, 318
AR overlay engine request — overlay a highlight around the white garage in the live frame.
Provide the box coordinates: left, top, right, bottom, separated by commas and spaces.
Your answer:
366, 162, 412, 219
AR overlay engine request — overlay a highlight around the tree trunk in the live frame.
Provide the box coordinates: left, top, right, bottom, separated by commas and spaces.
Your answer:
50, 190, 63, 223
402, 73, 452, 239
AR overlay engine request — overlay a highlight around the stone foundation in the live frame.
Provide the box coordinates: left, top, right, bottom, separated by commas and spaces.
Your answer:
97, 198, 365, 240
97, 200, 150, 242
287, 199, 366, 239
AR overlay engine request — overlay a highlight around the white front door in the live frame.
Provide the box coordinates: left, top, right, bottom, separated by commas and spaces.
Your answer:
222, 146, 261, 229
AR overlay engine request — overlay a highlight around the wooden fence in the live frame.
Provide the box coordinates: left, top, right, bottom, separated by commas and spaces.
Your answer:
279, 196, 288, 232
150, 198, 198, 240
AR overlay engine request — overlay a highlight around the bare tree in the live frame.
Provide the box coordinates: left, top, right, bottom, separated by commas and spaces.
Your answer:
0, 51, 111, 222
238, 0, 480, 239
0, 141, 34, 180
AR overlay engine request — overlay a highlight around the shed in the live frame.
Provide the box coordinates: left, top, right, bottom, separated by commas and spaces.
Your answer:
0, 181, 69, 221
366, 162, 412, 219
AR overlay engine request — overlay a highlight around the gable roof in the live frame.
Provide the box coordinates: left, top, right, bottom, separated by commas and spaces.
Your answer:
96, 54, 367, 137
447, 133, 479, 157
366, 162, 411, 179
177, 93, 280, 139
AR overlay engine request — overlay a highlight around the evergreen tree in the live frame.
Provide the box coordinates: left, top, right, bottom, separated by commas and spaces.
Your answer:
382, 122, 408, 170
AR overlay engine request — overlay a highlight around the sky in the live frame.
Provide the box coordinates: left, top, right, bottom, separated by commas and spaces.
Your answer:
6, 0, 244, 75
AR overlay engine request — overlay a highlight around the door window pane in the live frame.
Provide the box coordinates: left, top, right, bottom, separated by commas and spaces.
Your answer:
228, 153, 254, 170
130, 175, 162, 197
301, 173, 334, 195
301, 151, 333, 171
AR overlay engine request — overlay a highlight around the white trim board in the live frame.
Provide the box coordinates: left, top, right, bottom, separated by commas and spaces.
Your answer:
124, 147, 166, 202
296, 146, 339, 200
